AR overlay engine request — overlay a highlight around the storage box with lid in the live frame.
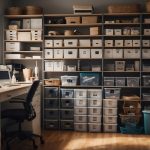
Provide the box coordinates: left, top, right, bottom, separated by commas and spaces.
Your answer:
142, 49, 150, 58
143, 76, 150, 86
73, 4, 93, 14
82, 16, 97, 24
60, 109, 74, 119
61, 99, 74, 108
74, 89, 87, 98
127, 77, 139, 87
112, 49, 123, 58
103, 99, 118, 108
74, 107, 87, 115
124, 40, 132, 47
45, 49, 53, 59
31, 30, 42, 41
115, 77, 126, 86
53, 61, 64, 71
31, 18, 42, 29
124, 49, 140, 58
142, 40, 150, 47
104, 77, 115, 86
105, 40, 113, 47
114, 29, 122, 35
44, 109, 59, 119
61, 120, 74, 130
54, 49, 63, 58
92, 39, 102, 47
74, 123, 87, 132
144, 29, 150, 35
64, 39, 78, 47
61, 76, 78, 86
65, 16, 80, 24
103, 116, 117, 124
103, 108, 117, 116
104, 88, 120, 99
115, 40, 123, 47
54, 40, 63, 47
79, 39, 91, 47
44, 78, 60, 86
115, 61, 125, 71
88, 89, 102, 99
5, 54, 24, 59
64, 49, 78, 58
18, 32, 31, 41
88, 107, 102, 115
103, 124, 117, 132
88, 123, 101, 132
6, 42, 21, 51
132, 40, 140, 47
45, 40, 53, 47
104, 49, 113, 58
79, 49, 90, 58
45, 61, 53, 71
61, 88, 74, 98
44, 99, 59, 109
80, 72, 100, 86
74, 98, 87, 107
44, 87, 59, 98
88, 115, 101, 123
91, 49, 102, 58
90, 27, 99, 35
6, 30, 17, 40
105, 29, 113, 35
88, 98, 102, 107
74, 115, 87, 123
44, 120, 59, 130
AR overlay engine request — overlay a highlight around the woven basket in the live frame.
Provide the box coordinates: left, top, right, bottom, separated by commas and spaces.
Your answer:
108, 4, 141, 13
24, 5, 43, 15
5, 7, 23, 15
146, 1, 150, 12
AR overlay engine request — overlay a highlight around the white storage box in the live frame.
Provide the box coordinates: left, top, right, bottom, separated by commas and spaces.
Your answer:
74, 89, 87, 98
53, 61, 64, 71
74, 107, 87, 115
6, 30, 17, 40
103, 99, 118, 108
103, 124, 117, 133
64, 39, 78, 47
44, 49, 53, 59
105, 88, 120, 99
88, 107, 102, 115
105, 40, 113, 47
74, 123, 87, 132
88, 115, 101, 123
105, 29, 113, 35
112, 49, 123, 58
31, 18, 42, 29
88, 98, 102, 107
45, 40, 53, 47
91, 49, 102, 58
103, 108, 117, 116
61, 76, 78, 86
142, 49, 150, 58
124, 49, 140, 58
6, 42, 20, 51
45, 61, 53, 71
127, 77, 139, 87
79, 49, 90, 58
104, 49, 113, 58
124, 40, 132, 47
132, 40, 140, 47
74, 98, 87, 107
103, 116, 117, 124
31, 30, 42, 41
18, 32, 31, 41
5, 54, 24, 59
88, 89, 102, 98
142, 40, 150, 47
54, 40, 63, 47
144, 29, 150, 35
114, 29, 122, 35
115, 40, 123, 47
92, 39, 102, 47
79, 39, 91, 47
64, 49, 78, 58
74, 115, 87, 123
54, 49, 63, 58
88, 123, 101, 132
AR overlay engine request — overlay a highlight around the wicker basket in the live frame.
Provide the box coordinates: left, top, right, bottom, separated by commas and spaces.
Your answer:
44, 78, 60, 86
107, 4, 141, 13
146, 1, 150, 12
24, 5, 43, 15
5, 7, 23, 15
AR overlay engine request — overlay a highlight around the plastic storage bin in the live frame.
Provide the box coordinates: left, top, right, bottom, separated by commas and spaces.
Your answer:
104, 77, 115, 86
143, 76, 150, 86
74, 89, 87, 98
143, 110, 150, 134
61, 89, 74, 98
74, 123, 87, 132
104, 88, 120, 99
61, 76, 78, 86
88, 123, 101, 132
74, 115, 87, 123
103, 99, 118, 108
88, 89, 102, 99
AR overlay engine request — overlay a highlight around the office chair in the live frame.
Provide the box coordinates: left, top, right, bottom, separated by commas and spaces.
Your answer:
1, 80, 44, 150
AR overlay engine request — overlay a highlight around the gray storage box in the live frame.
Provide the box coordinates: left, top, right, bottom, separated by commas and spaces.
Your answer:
127, 77, 139, 87
44, 87, 59, 98
105, 88, 120, 99
74, 115, 87, 123
61, 99, 74, 108
44, 99, 59, 108
60, 120, 74, 130
44, 109, 59, 119
74, 123, 87, 132
115, 77, 126, 86
88, 115, 101, 123
88, 123, 101, 132
44, 120, 59, 130
60, 109, 74, 119
61, 89, 74, 98
88, 107, 102, 115
143, 76, 150, 86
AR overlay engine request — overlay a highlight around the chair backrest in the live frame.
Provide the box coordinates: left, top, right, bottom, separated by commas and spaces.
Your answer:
24, 80, 40, 121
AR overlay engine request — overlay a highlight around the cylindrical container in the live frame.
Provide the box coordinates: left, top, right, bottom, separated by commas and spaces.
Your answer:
23, 68, 32, 82
143, 110, 150, 134
5, 7, 23, 15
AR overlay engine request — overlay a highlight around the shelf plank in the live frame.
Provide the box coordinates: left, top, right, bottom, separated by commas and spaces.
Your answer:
44, 58, 102, 60
4, 15, 43, 18
5, 58, 42, 60
44, 71, 102, 73
44, 46, 102, 49
4, 51, 43, 53
5, 40, 43, 43
44, 35, 102, 38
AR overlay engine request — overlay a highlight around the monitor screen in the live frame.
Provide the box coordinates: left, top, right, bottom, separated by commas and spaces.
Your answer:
0, 70, 11, 84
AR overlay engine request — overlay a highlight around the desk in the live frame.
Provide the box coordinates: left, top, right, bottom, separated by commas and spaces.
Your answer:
0, 84, 31, 149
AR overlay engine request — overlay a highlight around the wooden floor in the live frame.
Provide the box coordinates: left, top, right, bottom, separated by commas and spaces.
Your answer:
10, 130, 150, 150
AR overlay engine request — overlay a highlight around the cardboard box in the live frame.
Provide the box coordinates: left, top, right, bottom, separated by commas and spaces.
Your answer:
31, 18, 42, 29
45, 49, 53, 59
18, 32, 31, 41
90, 27, 99, 35
142, 40, 150, 47
64, 39, 78, 47
124, 40, 132, 47
124, 49, 140, 58
114, 29, 122, 35
64, 49, 78, 58
144, 29, 150, 35
104, 49, 113, 58
54, 49, 64, 58
92, 39, 102, 47
105, 40, 113, 47
132, 40, 140, 47
82, 16, 97, 24
79, 49, 90, 58
6, 42, 20, 51
142, 49, 150, 58
105, 29, 113, 35
65, 17, 80, 24
115, 40, 123, 47
79, 39, 91, 47
91, 49, 102, 58
45, 40, 53, 47
113, 49, 123, 58
54, 40, 63, 47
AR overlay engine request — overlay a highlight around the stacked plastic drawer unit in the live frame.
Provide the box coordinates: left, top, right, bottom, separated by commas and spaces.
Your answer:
74, 89, 88, 132
44, 87, 59, 130
60, 88, 74, 130
88, 89, 102, 132
103, 88, 120, 132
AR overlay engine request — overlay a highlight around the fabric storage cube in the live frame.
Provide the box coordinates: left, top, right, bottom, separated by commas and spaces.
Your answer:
6, 42, 21, 51
104, 77, 115, 86
61, 120, 74, 130
103, 99, 118, 108
115, 40, 123, 47
91, 49, 102, 58
44, 109, 59, 119
143, 76, 150, 86
53, 61, 64, 71
104, 88, 120, 99
80, 72, 100, 86
104, 49, 113, 58
124, 40, 132, 47
6, 30, 17, 40
54, 49, 63, 58
74, 89, 87, 98
61, 89, 74, 98
103, 108, 117, 116
114, 29, 122, 35
88, 107, 102, 115
18, 32, 31, 41
45, 49, 53, 59
79, 39, 91, 47
103, 124, 117, 133
74, 115, 87, 123
79, 49, 90, 58
74, 99, 87, 107
60, 109, 74, 119
74, 123, 87, 132
142, 40, 150, 47
115, 77, 126, 86
144, 29, 150, 35
82, 16, 97, 24
61, 99, 74, 108
54, 40, 63, 47
88, 123, 101, 132
45, 40, 53, 47
105, 40, 113, 47
45, 61, 53, 71
132, 40, 140, 47
64, 39, 78, 47
127, 77, 139, 87
142, 49, 150, 58
65, 17, 80, 24
112, 49, 123, 58
64, 49, 78, 58
88, 115, 101, 123
74, 107, 87, 115
105, 29, 113, 35
44, 87, 59, 98
103, 116, 117, 124
92, 39, 102, 47
88, 98, 102, 107
61, 76, 78, 86
44, 120, 59, 130
44, 99, 59, 109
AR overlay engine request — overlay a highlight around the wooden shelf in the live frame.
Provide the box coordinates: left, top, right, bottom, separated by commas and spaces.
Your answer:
5, 40, 43, 42
5, 58, 42, 60
44, 58, 102, 60
4, 15, 43, 18
44, 35, 102, 38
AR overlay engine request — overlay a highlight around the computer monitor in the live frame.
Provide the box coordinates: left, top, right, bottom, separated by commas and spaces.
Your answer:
0, 69, 11, 85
